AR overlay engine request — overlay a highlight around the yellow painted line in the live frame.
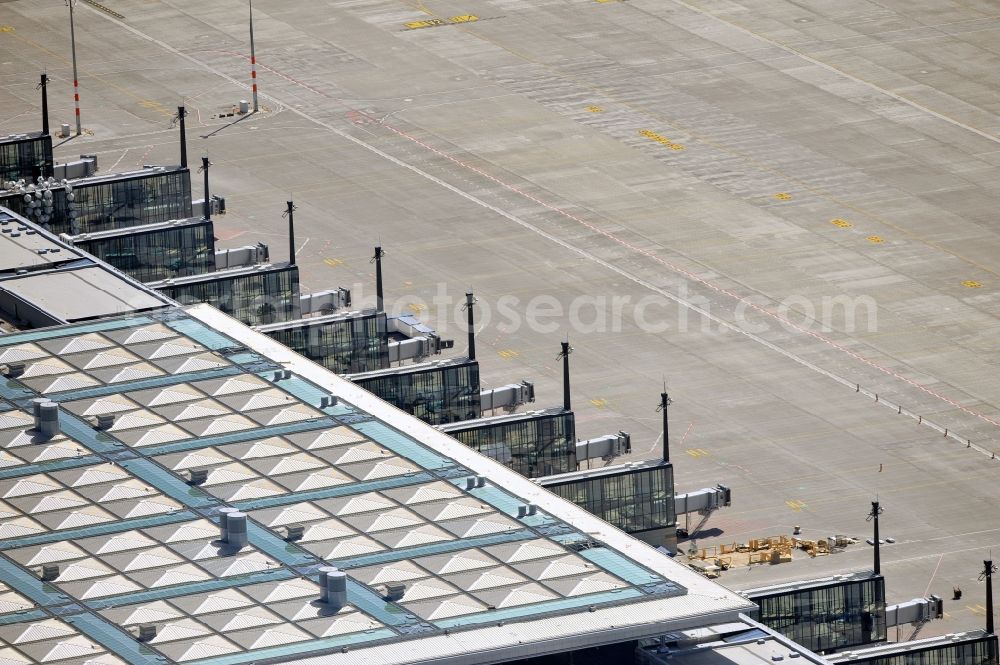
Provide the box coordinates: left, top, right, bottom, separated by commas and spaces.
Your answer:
322, 258, 343, 268
830, 218, 853, 228
587, 105, 604, 113
962, 280, 983, 288
0, 26, 15, 33
773, 192, 792, 200
407, 302, 427, 314
590, 398, 609, 408
497, 349, 520, 360
686, 448, 710, 458
866, 235, 884, 244
405, 15, 478, 29
967, 604, 987, 616
785, 499, 807, 512
639, 129, 685, 151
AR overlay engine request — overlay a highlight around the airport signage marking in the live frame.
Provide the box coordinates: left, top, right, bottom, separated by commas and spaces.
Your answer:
587, 105, 604, 113
0, 26, 14, 33
962, 280, 983, 288
590, 398, 609, 408
405, 15, 479, 30
639, 129, 684, 151
686, 448, 709, 458
323, 258, 343, 268
785, 499, 807, 512
830, 218, 852, 228
497, 349, 520, 360
773, 192, 792, 200
866, 235, 884, 244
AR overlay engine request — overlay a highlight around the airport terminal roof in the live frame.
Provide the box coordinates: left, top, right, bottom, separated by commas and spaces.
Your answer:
0, 209, 175, 328
0, 303, 754, 665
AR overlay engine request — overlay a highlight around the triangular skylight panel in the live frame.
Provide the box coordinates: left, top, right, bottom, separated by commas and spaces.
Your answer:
0, 591, 32, 614
258, 405, 316, 425
326, 443, 386, 465
76, 395, 135, 416
148, 619, 211, 643
115, 324, 177, 345
80, 575, 141, 599
55, 508, 114, 530
0, 451, 20, 468
518, 556, 592, 580
233, 391, 290, 411
315, 613, 382, 637
188, 590, 253, 615
264, 504, 326, 527
149, 564, 210, 588
327, 494, 396, 516
115, 602, 182, 627
37, 375, 98, 393
146, 340, 203, 359
0, 519, 45, 539
23, 542, 85, 566
107, 364, 162, 383
255, 580, 316, 604
82, 349, 138, 370
261, 454, 324, 476
3, 476, 60, 498
490, 540, 564, 563
214, 555, 271, 577
108, 411, 164, 432
445, 517, 517, 538
421, 551, 495, 575
169, 449, 229, 470
187, 415, 254, 437
142, 385, 203, 407
421, 500, 490, 522
388, 482, 463, 506
215, 609, 281, 632
286, 469, 351, 492
454, 569, 524, 591
55, 560, 112, 582
360, 563, 424, 585
40, 636, 100, 662
95, 533, 155, 554
397, 579, 455, 602
379, 526, 450, 549
204, 463, 256, 486
45, 334, 112, 355
202, 375, 268, 396
301, 520, 354, 542
168, 354, 228, 374
26, 492, 87, 513
410, 596, 484, 621
231, 439, 294, 459
160, 521, 216, 543
0, 344, 46, 364
171, 401, 230, 421
485, 584, 557, 608
219, 480, 284, 501
356, 510, 422, 533
26, 443, 82, 463
175, 636, 240, 661
123, 498, 178, 519
121, 549, 183, 572
318, 537, 384, 559
21, 359, 71, 378
246, 626, 309, 649
351, 459, 418, 480
97, 481, 153, 503
545, 573, 627, 597
294, 427, 366, 449
69, 465, 129, 487
10, 619, 73, 644
123, 424, 189, 447
0, 411, 33, 429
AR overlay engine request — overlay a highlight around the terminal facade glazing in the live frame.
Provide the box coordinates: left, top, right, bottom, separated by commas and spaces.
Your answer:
847, 636, 998, 665
545, 462, 675, 536
0, 134, 53, 182
73, 220, 216, 282
2, 168, 192, 234
264, 311, 389, 374
448, 410, 577, 477
152, 264, 300, 326
751, 574, 887, 653
353, 359, 481, 425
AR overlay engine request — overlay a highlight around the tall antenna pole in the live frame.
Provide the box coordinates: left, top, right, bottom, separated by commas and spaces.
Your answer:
371, 246, 385, 312
463, 293, 476, 360
867, 501, 884, 575
284, 200, 296, 266
657, 389, 672, 462
558, 342, 572, 411
39, 74, 50, 136
67, 0, 82, 136
981, 560, 996, 634
199, 157, 211, 220
177, 106, 188, 168
249, 0, 259, 113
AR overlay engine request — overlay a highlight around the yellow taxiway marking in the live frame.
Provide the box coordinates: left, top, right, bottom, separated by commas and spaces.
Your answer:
686, 448, 710, 458
587, 105, 604, 113
968, 604, 987, 616
497, 349, 520, 360
962, 280, 983, 288
773, 192, 792, 200
405, 15, 478, 29
407, 302, 427, 314
0, 26, 15, 33
639, 129, 685, 151
785, 499, 808, 512
830, 218, 853, 228
866, 235, 884, 244
322, 258, 343, 268
590, 398, 609, 408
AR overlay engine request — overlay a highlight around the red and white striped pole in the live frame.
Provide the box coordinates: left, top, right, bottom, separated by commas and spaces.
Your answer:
67, 0, 82, 134
249, 0, 259, 113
